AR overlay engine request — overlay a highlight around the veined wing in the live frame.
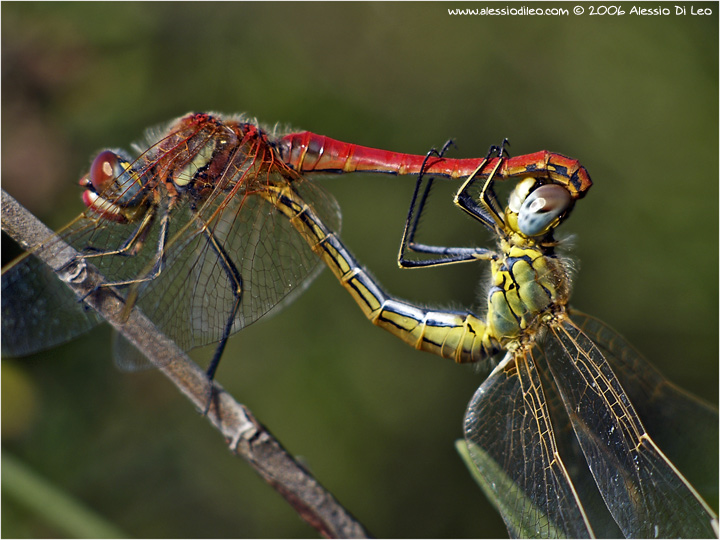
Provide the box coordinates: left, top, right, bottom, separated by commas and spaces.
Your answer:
1, 241, 102, 355
464, 350, 594, 538
545, 317, 717, 538
2, 157, 340, 367
569, 309, 718, 506
2, 210, 148, 356
122, 166, 340, 356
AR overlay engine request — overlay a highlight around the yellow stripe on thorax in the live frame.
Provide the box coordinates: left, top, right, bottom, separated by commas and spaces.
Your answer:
486, 242, 570, 345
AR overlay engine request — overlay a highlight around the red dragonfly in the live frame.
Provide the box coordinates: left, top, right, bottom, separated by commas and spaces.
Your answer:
1, 112, 588, 379
1, 112, 715, 537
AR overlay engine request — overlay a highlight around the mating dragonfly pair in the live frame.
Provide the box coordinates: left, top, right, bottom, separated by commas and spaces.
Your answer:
2, 113, 717, 538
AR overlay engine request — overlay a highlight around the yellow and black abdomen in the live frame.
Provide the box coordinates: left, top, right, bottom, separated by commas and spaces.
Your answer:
265, 182, 501, 365
266, 182, 569, 367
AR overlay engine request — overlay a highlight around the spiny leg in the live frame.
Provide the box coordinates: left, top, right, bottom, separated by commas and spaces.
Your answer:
72, 200, 170, 313
202, 236, 242, 380
402, 140, 456, 253
453, 142, 508, 229
64, 204, 157, 297
477, 140, 510, 227
398, 142, 496, 268
82, 207, 157, 259
115, 201, 175, 328
194, 215, 243, 414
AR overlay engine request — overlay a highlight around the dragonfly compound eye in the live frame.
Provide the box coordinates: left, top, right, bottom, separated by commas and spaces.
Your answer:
517, 183, 572, 237
85, 151, 125, 192
81, 150, 145, 222
507, 177, 536, 214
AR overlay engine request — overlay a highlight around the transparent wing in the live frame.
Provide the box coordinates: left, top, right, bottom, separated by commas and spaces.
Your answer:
545, 317, 717, 538
1, 210, 152, 357
2, 158, 340, 369
532, 347, 623, 538
2, 242, 104, 355
569, 309, 719, 506
124, 175, 339, 356
464, 351, 594, 538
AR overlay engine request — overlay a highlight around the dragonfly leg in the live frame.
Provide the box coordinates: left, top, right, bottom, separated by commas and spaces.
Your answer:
200, 225, 243, 384
453, 144, 507, 229
108, 199, 172, 300
69, 202, 168, 311
488, 137, 511, 160
129, 218, 176, 331
398, 145, 496, 268
82, 207, 157, 259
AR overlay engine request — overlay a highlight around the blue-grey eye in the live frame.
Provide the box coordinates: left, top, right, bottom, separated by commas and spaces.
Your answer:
517, 184, 572, 236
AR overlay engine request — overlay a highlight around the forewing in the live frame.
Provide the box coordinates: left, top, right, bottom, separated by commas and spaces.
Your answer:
569, 309, 718, 505
464, 351, 593, 538
1, 208, 162, 357
545, 318, 717, 538
2, 245, 102, 355
3, 159, 340, 371
533, 347, 623, 538
118, 164, 341, 358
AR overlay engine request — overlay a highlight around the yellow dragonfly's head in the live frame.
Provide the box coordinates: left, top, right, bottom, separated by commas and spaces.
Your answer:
505, 177, 574, 238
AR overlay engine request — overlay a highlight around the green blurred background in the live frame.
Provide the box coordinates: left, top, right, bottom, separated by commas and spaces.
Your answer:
1, 2, 717, 538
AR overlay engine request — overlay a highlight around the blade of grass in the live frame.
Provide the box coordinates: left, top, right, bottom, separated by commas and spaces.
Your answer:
2, 452, 127, 538
456, 439, 565, 539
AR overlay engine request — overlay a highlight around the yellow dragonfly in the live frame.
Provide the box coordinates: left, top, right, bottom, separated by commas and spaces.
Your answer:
2, 113, 716, 537
274, 139, 719, 538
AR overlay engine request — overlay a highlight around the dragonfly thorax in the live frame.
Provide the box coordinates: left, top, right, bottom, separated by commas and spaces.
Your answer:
150, 115, 241, 196
79, 114, 250, 223
485, 242, 571, 346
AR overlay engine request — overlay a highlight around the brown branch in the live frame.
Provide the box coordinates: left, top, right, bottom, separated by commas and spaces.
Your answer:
1, 189, 370, 539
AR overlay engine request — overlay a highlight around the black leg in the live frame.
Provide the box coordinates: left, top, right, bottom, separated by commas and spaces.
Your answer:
117, 198, 173, 317
82, 205, 157, 259
197, 219, 243, 383
189, 213, 244, 415
74, 201, 165, 308
453, 142, 509, 230
398, 143, 495, 268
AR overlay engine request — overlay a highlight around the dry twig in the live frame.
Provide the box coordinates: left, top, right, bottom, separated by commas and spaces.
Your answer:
1, 189, 370, 539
